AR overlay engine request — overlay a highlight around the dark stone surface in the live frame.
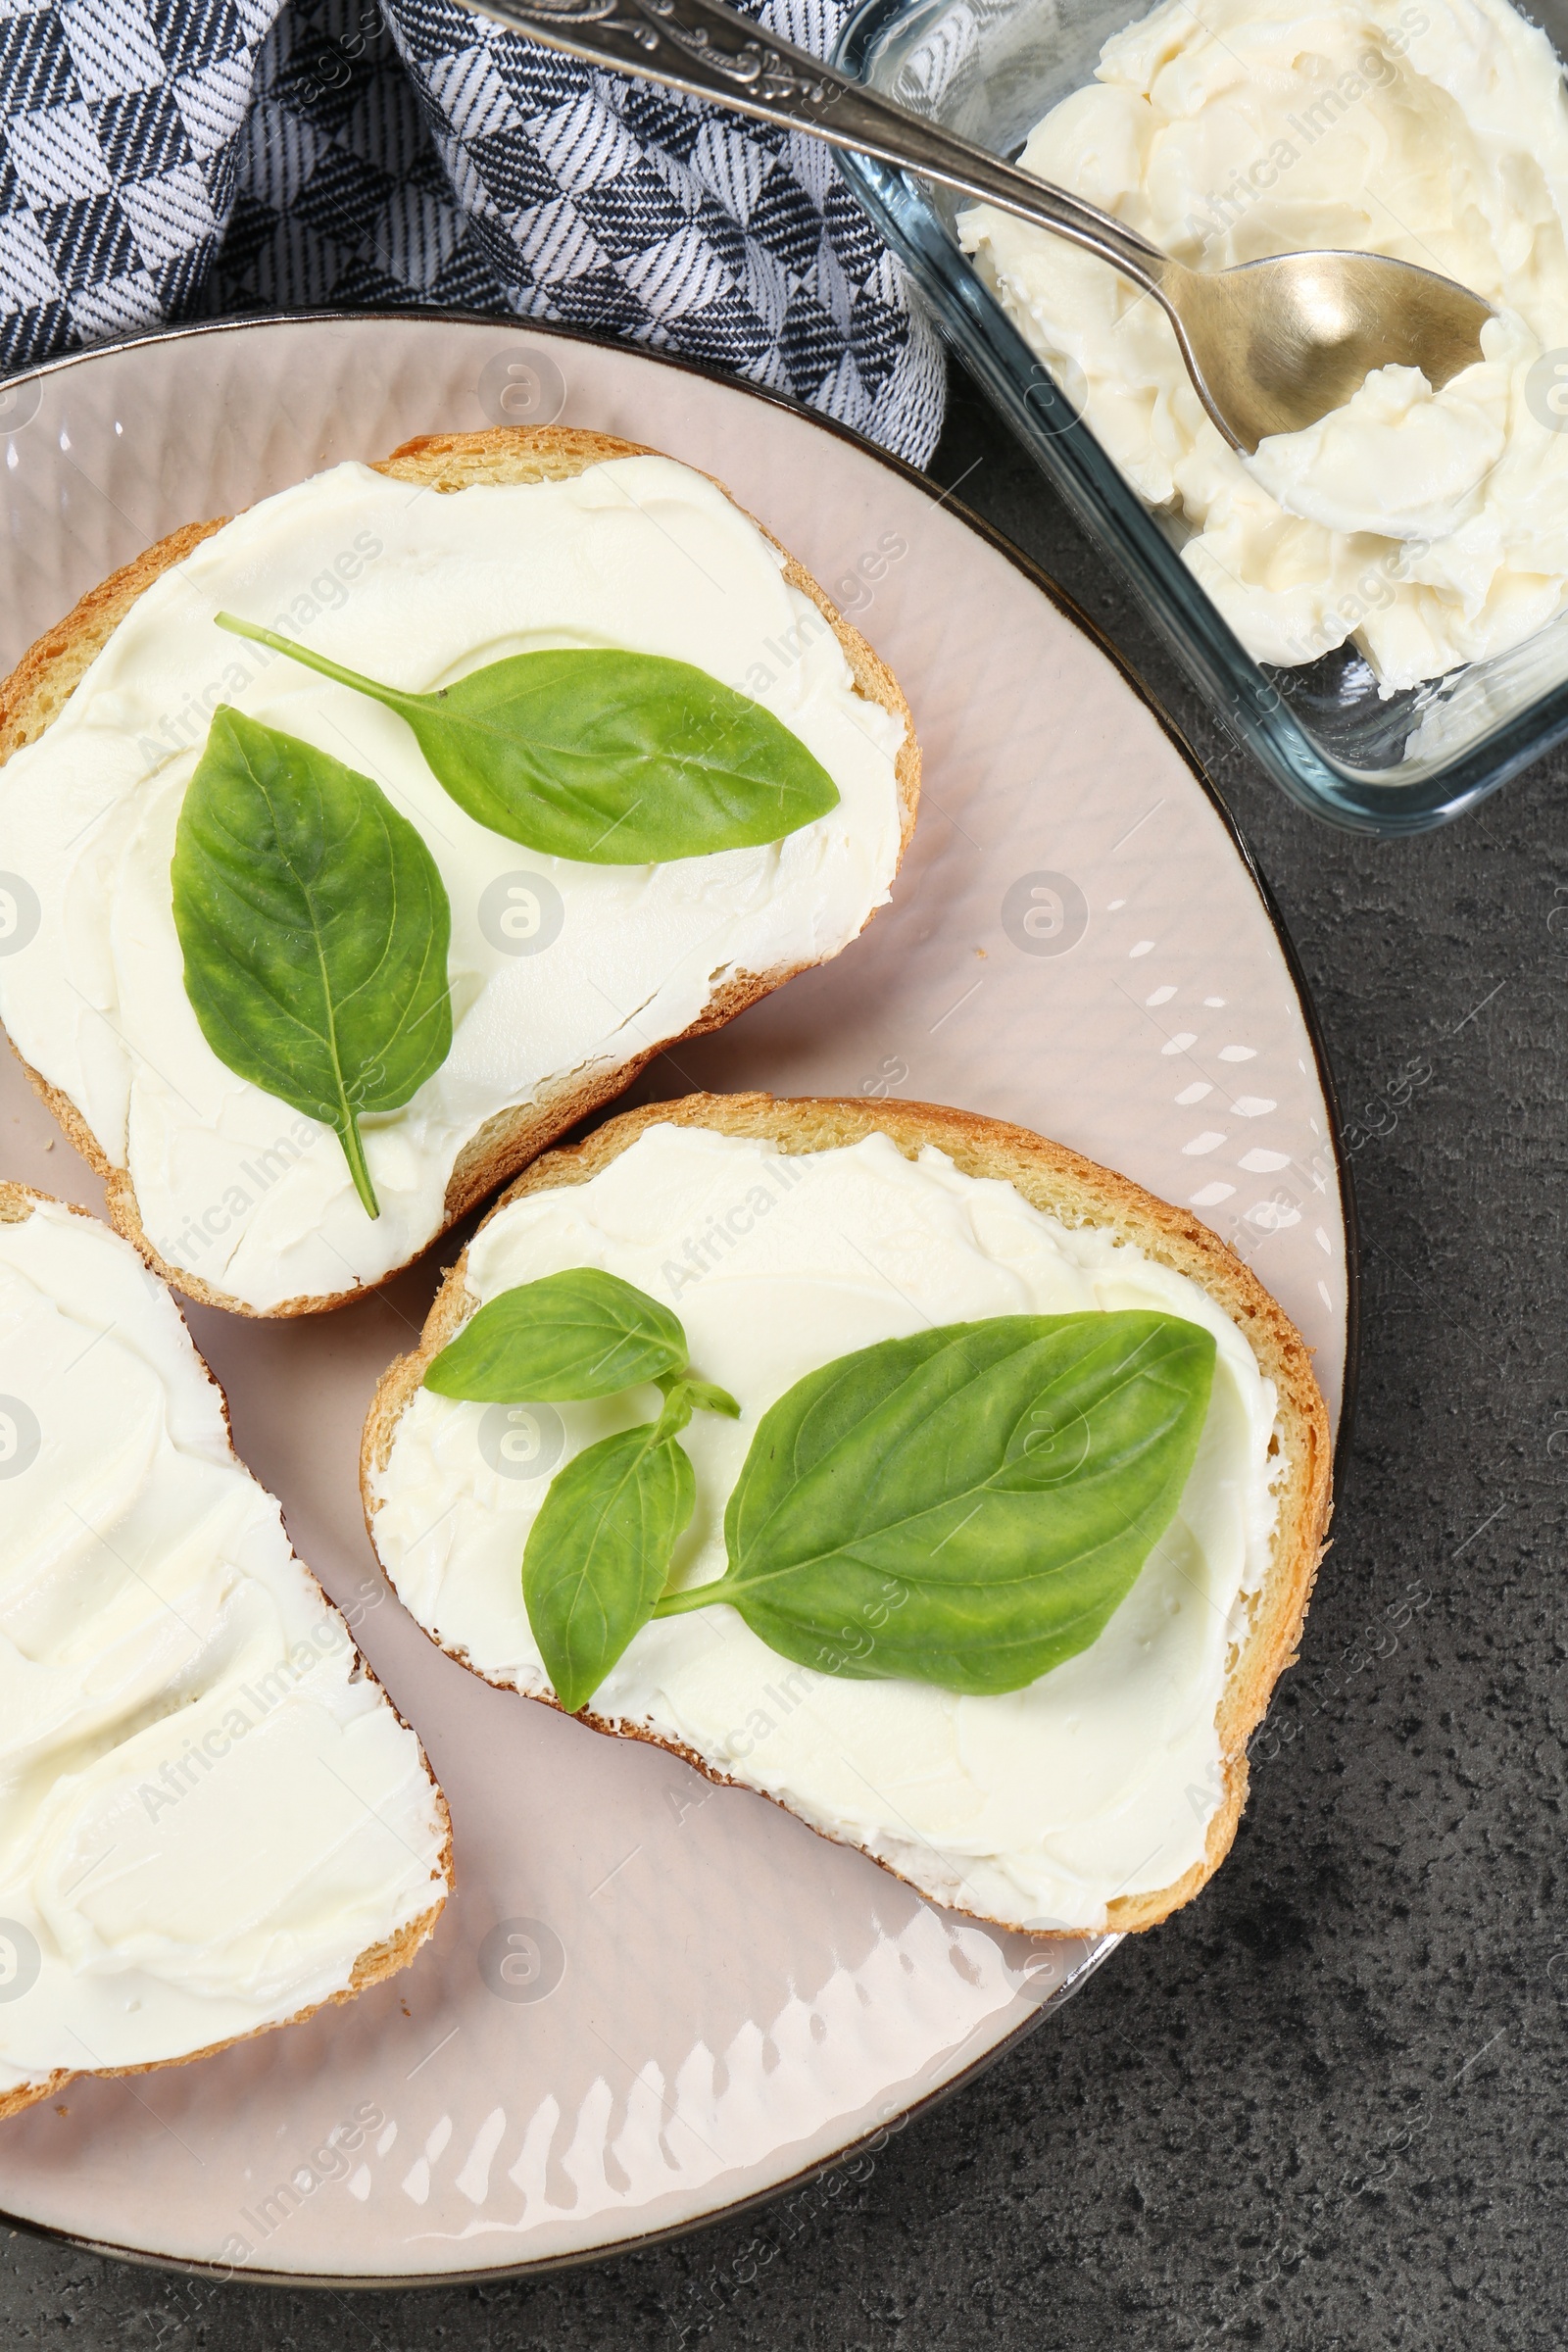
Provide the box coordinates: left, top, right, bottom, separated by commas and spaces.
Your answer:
5, 354, 1565, 2350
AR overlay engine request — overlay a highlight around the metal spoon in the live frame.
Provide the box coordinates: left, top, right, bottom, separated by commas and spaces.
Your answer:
457, 0, 1495, 453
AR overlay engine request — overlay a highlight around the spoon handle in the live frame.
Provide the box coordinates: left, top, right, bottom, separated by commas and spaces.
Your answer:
457, 0, 1168, 291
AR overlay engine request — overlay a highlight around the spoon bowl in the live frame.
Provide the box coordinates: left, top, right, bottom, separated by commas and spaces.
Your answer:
1163, 249, 1496, 452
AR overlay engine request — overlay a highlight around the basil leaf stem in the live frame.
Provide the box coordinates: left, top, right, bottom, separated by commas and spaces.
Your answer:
171, 708, 452, 1219
652, 1310, 1217, 1695
214, 613, 839, 865
662, 1373, 741, 1419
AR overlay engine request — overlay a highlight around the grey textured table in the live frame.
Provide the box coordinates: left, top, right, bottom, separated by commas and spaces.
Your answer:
4, 354, 1561, 2351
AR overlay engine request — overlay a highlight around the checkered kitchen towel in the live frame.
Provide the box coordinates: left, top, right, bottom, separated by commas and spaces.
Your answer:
0, 0, 946, 462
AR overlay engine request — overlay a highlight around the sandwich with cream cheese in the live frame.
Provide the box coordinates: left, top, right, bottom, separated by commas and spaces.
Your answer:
0, 1186, 451, 2123
0, 428, 918, 1318
361, 1094, 1332, 1938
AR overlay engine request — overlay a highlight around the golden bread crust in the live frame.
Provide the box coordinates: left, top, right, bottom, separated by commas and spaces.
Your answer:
359, 1091, 1333, 1939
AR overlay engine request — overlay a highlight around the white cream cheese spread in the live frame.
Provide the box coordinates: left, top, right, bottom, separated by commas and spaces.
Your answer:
0, 457, 906, 1311
368, 1125, 1283, 1932
959, 0, 1568, 689
0, 1197, 449, 2104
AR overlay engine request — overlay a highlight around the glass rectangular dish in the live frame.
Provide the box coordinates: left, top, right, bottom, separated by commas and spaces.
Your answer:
832, 0, 1568, 834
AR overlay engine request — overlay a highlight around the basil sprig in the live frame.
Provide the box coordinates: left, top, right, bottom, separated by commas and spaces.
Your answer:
429, 1276, 1218, 1712
171, 708, 452, 1219
657, 1311, 1216, 1695
214, 615, 839, 864
424, 1271, 738, 1711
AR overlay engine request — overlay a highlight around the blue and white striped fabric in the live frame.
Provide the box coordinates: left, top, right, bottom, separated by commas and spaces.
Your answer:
0, 0, 946, 462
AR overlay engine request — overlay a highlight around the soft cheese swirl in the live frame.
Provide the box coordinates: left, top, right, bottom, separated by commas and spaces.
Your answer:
0, 1200, 448, 2101
0, 458, 906, 1311
959, 0, 1568, 689
368, 1126, 1283, 1932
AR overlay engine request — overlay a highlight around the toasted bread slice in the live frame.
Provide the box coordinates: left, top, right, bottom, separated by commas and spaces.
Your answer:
0, 1185, 452, 2123
0, 428, 919, 1318
360, 1093, 1332, 1938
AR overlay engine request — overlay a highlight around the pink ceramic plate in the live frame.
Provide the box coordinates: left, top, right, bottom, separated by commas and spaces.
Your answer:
0, 316, 1351, 2282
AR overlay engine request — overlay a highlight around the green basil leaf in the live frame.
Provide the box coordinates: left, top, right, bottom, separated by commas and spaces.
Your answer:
215, 616, 839, 864
523, 1423, 696, 1713
426, 1269, 687, 1401
659, 1311, 1215, 1696
672, 1375, 742, 1420
171, 707, 452, 1220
